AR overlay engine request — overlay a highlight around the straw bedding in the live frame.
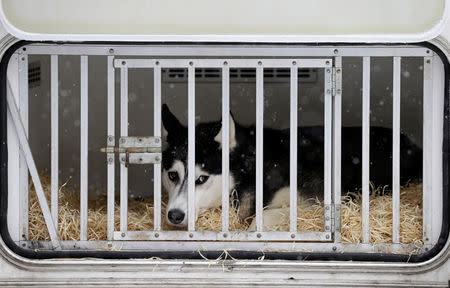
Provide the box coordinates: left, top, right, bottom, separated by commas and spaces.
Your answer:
28, 173, 423, 249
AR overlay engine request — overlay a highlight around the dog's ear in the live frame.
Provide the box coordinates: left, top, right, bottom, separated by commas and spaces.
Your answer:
214, 113, 237, 150
162, 104, 183, 142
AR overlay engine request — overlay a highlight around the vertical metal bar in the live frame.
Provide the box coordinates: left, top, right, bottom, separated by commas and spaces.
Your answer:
120, 67, 129, 233
18, 53, 29, 240
423, 56, 433, 246
153, 65, 162, 231
80, 56, 88, 241
106, 56, 115, 240
222, 64, 230, 232
324, 67, 332, 207
50, 55, 59, 232
392, 57, 401, 244
324, 65, 333, 235
188, 64, 196, 231
289, 65, 298, 233
7, 81, 61, 249
333, 57, 343, 242
362, 56, 371, 243
255, 65, 264, 232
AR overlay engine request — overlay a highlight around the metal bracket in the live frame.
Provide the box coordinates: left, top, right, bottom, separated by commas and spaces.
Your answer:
101, 136, 162, 167
332, 66, 342, 97
331, 204, 341, 232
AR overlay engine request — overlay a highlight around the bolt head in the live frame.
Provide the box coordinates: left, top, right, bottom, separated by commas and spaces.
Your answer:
109, 48, 114, 54
155, 156, 161, 162
223, 61, 228, 66
121, 232, 126, 237
257, 233, 262, 238
189, 233, 194, 238
189, 61, 194, 66
291, 234, 295, 239
332, 246, 337, 251
258, 61, 262, 66
223, 233, 228, 238
333, 49, 338, 54
292, 61, 297, 65
155, 138, 160, 143
155, 233, 159, 238
326, 234, 330, 239
155, 61, 160, 65
122, 61, 126, 65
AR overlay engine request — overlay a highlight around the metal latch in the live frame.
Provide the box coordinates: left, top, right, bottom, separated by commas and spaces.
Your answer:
101, 136, 162, 167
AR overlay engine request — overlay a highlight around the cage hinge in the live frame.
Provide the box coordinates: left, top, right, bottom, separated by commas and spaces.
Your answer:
101, 136, 162, 167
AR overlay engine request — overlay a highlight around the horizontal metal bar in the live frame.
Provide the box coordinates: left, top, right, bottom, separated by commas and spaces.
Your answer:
115, 59, 332, 68
121, 153, 162, 165
21, 240, 425, 254
101, 147, 161, 153
114, 230, 331, 242
118, 136, 161, 148
23, 44, 432, 57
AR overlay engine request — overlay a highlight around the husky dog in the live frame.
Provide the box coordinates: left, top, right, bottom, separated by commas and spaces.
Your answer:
161, 104, 422, 227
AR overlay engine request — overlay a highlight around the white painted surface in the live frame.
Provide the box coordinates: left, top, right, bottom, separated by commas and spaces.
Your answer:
0, 0, 447, 42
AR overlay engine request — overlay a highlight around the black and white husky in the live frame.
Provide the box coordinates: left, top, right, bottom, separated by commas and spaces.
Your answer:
161, 104, 422, 227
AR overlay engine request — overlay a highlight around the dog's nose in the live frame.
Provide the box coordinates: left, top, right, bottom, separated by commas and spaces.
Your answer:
168, 209, 185, 224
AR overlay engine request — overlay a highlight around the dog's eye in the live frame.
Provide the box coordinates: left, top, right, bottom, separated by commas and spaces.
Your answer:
168, 171, 179, 182
195, 175, 209, 185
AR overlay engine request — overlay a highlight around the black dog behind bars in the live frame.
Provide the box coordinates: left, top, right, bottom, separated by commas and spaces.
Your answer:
161, 104, 422, 226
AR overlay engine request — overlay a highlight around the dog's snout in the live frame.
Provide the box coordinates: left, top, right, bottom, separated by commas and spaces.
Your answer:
168, 209, 185, 225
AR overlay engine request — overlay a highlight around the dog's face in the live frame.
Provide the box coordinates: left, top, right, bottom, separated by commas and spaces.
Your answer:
161, 104, 236, 227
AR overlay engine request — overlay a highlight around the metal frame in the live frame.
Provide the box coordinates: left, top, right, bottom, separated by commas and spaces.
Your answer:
4, 43, 443, 256
112, 58, 333, 242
